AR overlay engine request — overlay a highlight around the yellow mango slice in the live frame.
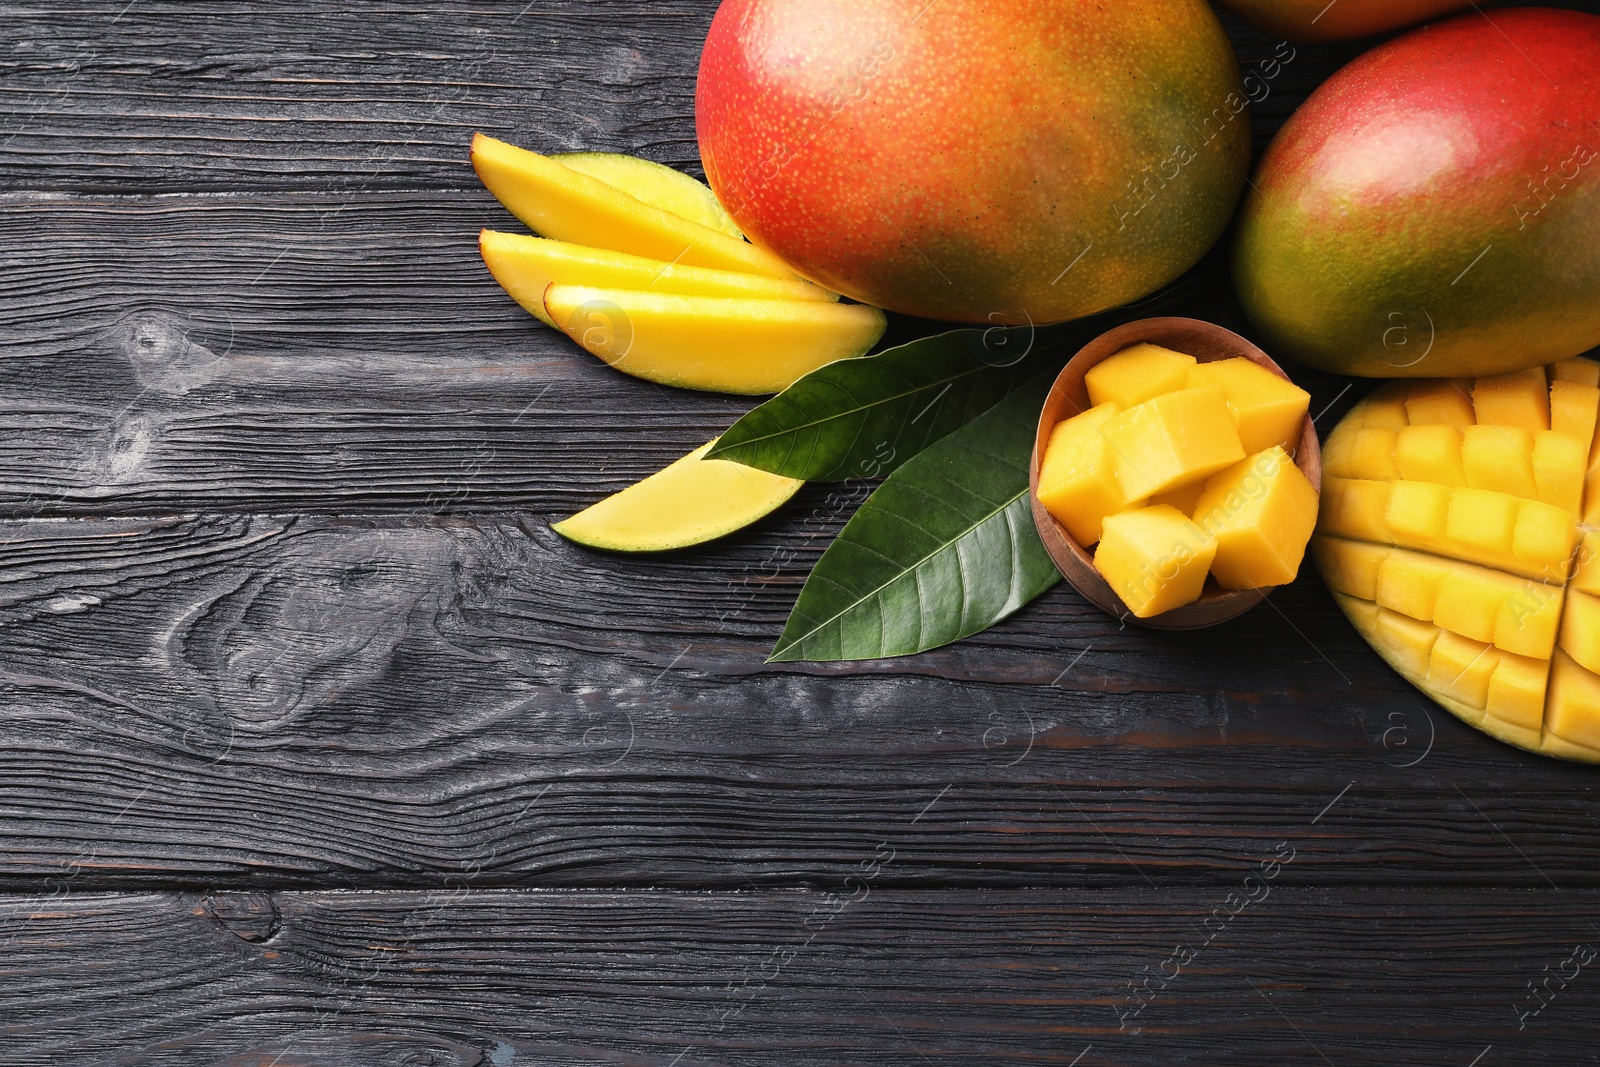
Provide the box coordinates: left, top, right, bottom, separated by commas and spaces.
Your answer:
1375, 550, 1451, 624
1193, 447, 1319, 590
1037, 402, 1142, 547
1085, 344, 1196, 409
1549, 379, 1600, 444
1186, 357, 1311, 455
1374, 604, 1442, 679
1427, 630, 1499, 711
551, 151, 744, 238
543, 285, 886, 395
1551, 357, 1600, 387
481, 231, 833, 327
1573, 530, 1600, 596
471, 133, 799, 279
1105, 386, 1246, 499
1094, 505, 1217, 619
1473, 366, 1550, 431
1530, 431, 1586, 515
1460, 425, 1536, 499
1395, 425, 1465, 486
553, 440, 803, 552
1318, 478, 1394, 544
1406, 379, 1475, 426
1559, 589, 1600, 675
1483, 652, 1549, 748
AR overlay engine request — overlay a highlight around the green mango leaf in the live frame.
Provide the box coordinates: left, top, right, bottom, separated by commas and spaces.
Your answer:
768, 373, 1060, 663
709, 259, 1231, 482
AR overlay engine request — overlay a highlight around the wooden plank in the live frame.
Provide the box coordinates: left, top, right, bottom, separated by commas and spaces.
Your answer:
0, 1, 1360, 196
0, 511, 1594, 889
3, 887, 1598, 1064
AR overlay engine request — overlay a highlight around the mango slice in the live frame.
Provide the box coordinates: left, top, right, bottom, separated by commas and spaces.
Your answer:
1094, 506, 1218, 619
480, 230, 832, 327
551, 151, 743, 238
471, 133, 799, 280
553, 440, 803, 552
1188, 357, 1312, 455
1317, 365, 1600, 762
1104, 386, 1247, 499
1036, 402, 1144, 547
1194, 446, 1319, 590
543, 285, 886, 395
1085, 343, 1195, 409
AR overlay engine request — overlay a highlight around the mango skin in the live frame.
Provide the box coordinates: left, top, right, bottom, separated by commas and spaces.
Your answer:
696, 0, 1250, 325
1234, 8, 1600, 380
1214, 0, 1470, 44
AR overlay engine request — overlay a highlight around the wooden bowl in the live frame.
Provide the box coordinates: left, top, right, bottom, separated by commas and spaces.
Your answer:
1029, 317, 1323, 631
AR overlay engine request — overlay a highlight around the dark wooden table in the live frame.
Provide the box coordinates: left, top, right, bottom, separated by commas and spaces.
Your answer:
4, 3, 1600, 1063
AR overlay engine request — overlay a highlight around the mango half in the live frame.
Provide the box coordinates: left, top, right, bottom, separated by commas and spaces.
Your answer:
1315, 358, 1600, 760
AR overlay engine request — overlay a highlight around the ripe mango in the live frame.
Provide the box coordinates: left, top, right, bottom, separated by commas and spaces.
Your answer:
1316, 358, 1600, 761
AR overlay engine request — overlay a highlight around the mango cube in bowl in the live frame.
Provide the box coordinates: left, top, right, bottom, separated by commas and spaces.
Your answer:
1094, 505, 1218, 619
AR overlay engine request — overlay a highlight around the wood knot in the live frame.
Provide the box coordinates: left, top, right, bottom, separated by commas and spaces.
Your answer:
201, 891, 280, 944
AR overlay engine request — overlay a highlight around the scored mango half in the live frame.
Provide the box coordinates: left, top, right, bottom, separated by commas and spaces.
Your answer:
1315, 357, 1600, 760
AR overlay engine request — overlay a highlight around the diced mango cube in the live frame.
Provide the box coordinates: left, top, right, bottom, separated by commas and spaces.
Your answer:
1037, 402, 1142, 547
1186, 357, 1310, 455
1492, 580, 1564, 660
1484, 652, 1549, 736
1474, 366, 1550, 431
1094, 505, 1218, 619
1405, 378, 1475, 426
1395, 425, 1465, 486
1358, 382, 1412, 429
1319, 479, 1393, 543
1326, 427, 1399, 481
1104, 386, 1246, 499
1445, 488, 1519, 564
1314, 537, 1387, 601
1511, 499, 1579, 581
1192, 447, 1319, 590
1573, 530, 1600, 597
1375, 551, 1450, 622
1530, 430, 1586, 515
1149, 479, 1206, 517
1427, 630, 1499, 710
1376, 607, 1441, 679
1460, 425, 1536, 499
1546, 652, 1600, 753
1560, 589, 1600, 675
1552, 357, 1600, 387
1334, 591, 1381, 632
1086, 343, 1196, 409
1549, 379, 1600, 445
1385, 480, 1451, 550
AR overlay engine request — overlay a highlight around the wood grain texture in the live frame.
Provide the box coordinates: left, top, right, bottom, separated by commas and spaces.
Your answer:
5, 888, 1600, 1065
0, 510, 1597, 889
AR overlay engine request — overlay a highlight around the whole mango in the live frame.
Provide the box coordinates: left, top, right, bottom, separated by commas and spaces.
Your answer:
696, 0, 1250, 325
1235, 8, 1600, 379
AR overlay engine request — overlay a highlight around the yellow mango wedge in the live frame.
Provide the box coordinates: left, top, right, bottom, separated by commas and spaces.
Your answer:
551, 151, 743, 238
471, 133, 799, 280
553, 440, 803, 552
543, 285, 887, 395
481, 230, 832, 327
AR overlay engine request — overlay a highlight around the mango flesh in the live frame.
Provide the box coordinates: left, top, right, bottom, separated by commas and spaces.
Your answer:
554, 440, 804, 552
696, 0, 1249, 325
1234, 9, 1600, 378
471, 133, 800, 280
542, 285, 887, 395
551, 151, 744, 238
480, 230, 833, 327
1039, 344, 1317, 618
1316, 358, 1600, 761
1214, 0, 1471, 43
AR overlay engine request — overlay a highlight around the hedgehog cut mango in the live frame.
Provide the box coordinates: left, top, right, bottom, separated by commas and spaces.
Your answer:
1315, 357, 1600, 761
